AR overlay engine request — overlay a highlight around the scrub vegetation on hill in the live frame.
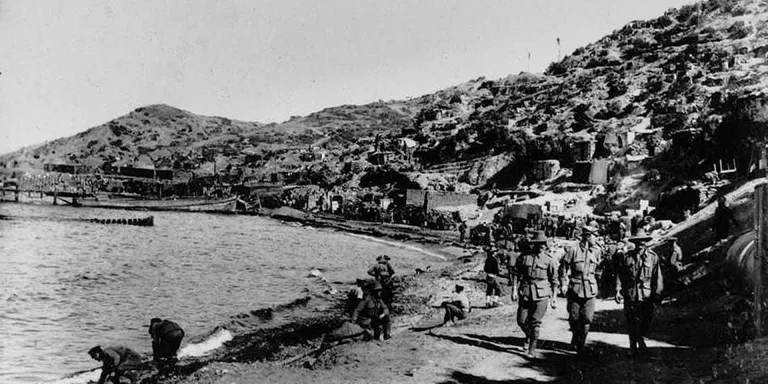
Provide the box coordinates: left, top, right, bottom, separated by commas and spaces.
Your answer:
2, 0, 768, 212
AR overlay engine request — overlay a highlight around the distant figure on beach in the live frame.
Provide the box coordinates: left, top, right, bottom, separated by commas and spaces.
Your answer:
712, 196, 738, 240
458, 221, 468, 243
368, 255, 396, 307
88, 345, 142, 384
148, 318, 185, 374
351, 281, 392, 340
510, 230, 558, 357
483, 245, 503, 308
440, 284, 471, 327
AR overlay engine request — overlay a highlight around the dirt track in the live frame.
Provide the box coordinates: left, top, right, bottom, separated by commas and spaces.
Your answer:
175, 258, 735, 384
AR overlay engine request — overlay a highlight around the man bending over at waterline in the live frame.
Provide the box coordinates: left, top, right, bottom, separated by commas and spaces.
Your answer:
148, 318, 185, 374
88, 345, 142, 384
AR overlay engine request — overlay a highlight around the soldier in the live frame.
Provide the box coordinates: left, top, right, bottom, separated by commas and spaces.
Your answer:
712, 196, 738, 240
668, 237, 684, 273
487, 222, 497, 245
618, 220, 628, 240
615, 230, 663, 357
87, 345, 143, 384
347, 278, 370, 316
440, 284, 471, 326
351, 281, 392, 340
458, 221, 468, 243
506, 235, 522, 287
551, 215, 560, 239
368, 255, 396, 307
148, 318, 185, 374
510, 231, 558, 357
483, 245, 504, 308
558, 224, 602, 355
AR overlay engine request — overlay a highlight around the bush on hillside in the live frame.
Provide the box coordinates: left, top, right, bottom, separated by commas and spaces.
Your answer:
706, 0, 742, 14
675, 4, 699, 24
546, 62, 568, 76
728, 21, 753, 39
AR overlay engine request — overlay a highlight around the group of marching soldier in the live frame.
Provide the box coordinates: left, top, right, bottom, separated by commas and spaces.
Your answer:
483, 224, 673, 359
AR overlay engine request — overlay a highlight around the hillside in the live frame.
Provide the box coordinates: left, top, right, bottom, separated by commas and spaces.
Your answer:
2, 0, 768, 208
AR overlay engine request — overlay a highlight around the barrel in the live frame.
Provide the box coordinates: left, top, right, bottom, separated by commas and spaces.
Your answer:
724, 231, 757, 289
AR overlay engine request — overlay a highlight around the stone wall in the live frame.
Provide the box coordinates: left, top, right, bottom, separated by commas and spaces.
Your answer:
405, 189, 477, 209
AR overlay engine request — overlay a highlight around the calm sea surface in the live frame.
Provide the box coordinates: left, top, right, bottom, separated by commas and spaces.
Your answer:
0, 203, 445, 383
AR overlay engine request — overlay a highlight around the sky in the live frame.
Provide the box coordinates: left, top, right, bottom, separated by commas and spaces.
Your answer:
0, 0, 697, 154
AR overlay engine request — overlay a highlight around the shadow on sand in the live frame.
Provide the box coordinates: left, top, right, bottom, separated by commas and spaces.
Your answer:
429, 300, 733, 384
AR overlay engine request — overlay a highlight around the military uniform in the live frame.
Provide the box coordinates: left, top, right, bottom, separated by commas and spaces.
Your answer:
483, 247, 503, 307
458, 222, 468, 243
559, 239, 602, 353
149, 319, 185, 372
89, 345, 143, 384
616, 244, 663, 355
368, 257, 396, 306
351, 286, 391, 340
511, 240, 558, 356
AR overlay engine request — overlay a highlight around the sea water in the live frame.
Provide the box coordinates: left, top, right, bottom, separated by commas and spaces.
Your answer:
0, 203, 445, 383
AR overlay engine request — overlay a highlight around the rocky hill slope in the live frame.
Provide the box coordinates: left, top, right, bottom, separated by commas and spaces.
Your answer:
2, 0, 767, 207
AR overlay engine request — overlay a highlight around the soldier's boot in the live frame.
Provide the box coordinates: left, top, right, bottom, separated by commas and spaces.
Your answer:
521, 328, 529, 352
637, 337, 648, 355
629, 336, 638, 357
580, 324, 591, 352
570, 331, 579, 351
527, 335, 538, 358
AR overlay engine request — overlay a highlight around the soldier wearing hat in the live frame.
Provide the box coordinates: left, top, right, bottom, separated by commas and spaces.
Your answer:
351, 281, 392, 340
368, 255, 396, 307
558, 223, 603, 355
510, 230, 558, 357
615, 229, 664, 357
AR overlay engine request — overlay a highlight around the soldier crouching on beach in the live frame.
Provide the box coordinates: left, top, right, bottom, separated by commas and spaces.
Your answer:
558, 224, 602, 355
615, 230, 663, 357
148, 318, 185, 374
351, 281, 392, 340
347, 278, 370, 316
510, 230, 558, 357
88, 345, 143, 384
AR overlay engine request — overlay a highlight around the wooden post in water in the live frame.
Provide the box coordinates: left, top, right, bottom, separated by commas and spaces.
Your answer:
53, 187, 57, 205
755, 184, 768, 336
14, 184, 19, 202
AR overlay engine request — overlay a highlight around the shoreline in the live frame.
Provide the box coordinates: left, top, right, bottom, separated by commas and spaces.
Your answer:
42, 206, 470, 384
22, 202, 758, 383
